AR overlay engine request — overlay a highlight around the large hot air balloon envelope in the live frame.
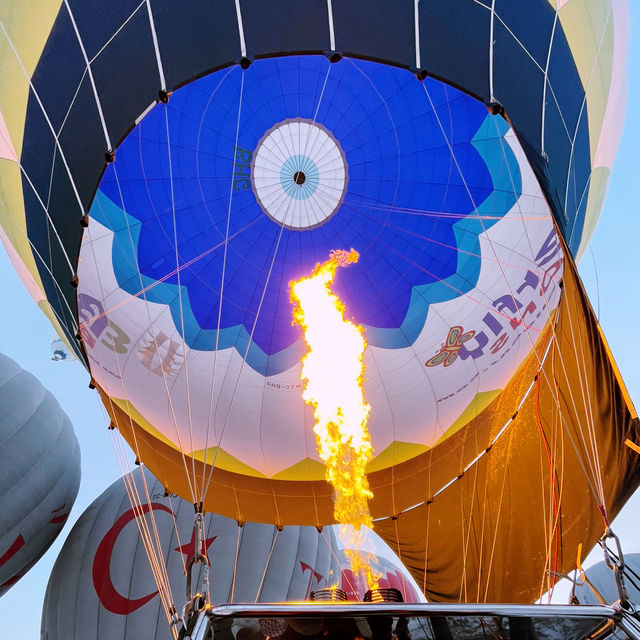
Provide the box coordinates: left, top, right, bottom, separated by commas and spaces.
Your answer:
0, 353, 80, 596
1, 0, 637, 603
41, 467, 423, 640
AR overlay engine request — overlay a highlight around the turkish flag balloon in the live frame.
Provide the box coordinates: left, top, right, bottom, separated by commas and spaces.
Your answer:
42, 467, 424, 640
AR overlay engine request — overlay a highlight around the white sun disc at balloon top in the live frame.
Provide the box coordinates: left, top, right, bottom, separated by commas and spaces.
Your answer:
251, 119, 348, 229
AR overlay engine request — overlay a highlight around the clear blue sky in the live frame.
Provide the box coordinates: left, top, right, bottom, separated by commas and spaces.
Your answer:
0, 7, 639, 636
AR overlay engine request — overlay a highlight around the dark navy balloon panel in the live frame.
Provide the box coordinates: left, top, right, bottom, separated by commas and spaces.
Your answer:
94, 55, 510, 364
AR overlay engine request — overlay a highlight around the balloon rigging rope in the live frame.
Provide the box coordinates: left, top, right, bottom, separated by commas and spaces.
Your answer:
422, 82, 551, 372
254, 528, 280, 603
379, 243, 545, 334
0, 204, 76, 331
145, 0, 167, 92
63, 0, 112, 150
164, 104, 199, 501
200, 69, 246, 504
167, 492, 188, 576
560, 280, 607, 505
107, 427, 177, 634
76, 219, 260, 331
82, 168, 183, 622
87, 312, 177, 621
534, 363, 564, 601
497, 105, 602, 503
480, 455, 510, 603
549, 8, 614, 509
354, 198, 550, 220
490, 127, 572, 598
65, 0, 199, 510
107, 159, 198, 504
589, 246, 601, 321
200, 60, 332, 506
494, 118, 608, 566
492, 121, 567, 586
230, 524, 242, 602
474, 459, 491, 602
491, 120, 606, 507
0, 21, 84, 274
540, 11, 559, 156
384, 220, 551, 273
200, 131, 297, 508
84, 2, 146, 66
494, 114, 609, 592
105, 354, 177, 620
348, 57, 423, 526
458, 446, 482, 602
292, 61, 333, 236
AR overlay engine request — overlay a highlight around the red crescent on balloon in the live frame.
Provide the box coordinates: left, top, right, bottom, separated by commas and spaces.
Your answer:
92, 502, 173, 615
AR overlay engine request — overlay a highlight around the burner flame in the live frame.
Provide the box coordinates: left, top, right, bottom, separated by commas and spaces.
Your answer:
290, 249, 379, 589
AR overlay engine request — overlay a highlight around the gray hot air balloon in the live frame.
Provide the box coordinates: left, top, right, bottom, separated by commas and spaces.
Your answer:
0, 353, 81, 596
574, 553, 640, 606
41, 467, 424, 640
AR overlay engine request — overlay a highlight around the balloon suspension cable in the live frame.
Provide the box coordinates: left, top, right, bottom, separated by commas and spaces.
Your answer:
600, 527, 634, 610
180, 508, 211, 637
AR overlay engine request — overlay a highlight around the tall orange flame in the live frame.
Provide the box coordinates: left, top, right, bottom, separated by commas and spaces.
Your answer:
290, 249, 379, 589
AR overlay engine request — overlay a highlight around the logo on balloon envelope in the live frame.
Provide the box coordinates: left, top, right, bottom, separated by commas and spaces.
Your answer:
93, 503, 173, 615
425, 326, 477, 367
91, 504, 419, 613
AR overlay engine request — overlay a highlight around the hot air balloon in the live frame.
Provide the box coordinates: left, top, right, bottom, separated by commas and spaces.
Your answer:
574, 554, 640, 606
0, 0, 637, 612
0, 353, 80, 596
50, 335, 76, 362
41, 467, 423, 640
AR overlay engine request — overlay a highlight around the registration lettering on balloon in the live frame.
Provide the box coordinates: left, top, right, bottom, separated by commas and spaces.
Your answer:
266, 380, 304, 392
233, 146, 253, 192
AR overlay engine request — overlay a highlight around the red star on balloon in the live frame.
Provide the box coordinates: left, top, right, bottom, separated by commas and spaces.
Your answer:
173, 529, 217, 570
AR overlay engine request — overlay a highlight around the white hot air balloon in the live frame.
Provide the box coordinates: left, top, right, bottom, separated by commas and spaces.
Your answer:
41, 467, 424, 640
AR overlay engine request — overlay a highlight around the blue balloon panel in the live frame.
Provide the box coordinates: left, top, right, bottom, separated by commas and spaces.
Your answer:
93, 55, 520, 373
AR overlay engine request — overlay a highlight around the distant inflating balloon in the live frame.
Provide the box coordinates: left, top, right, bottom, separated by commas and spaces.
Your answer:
0, 353, 81, 597
50, 336, 76, 362
41, 467, 423, 640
